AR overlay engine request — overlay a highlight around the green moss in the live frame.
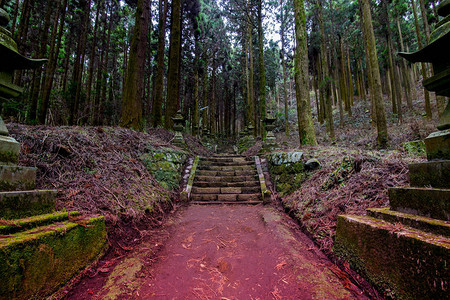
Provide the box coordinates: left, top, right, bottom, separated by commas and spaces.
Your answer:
402, 140, 426, 157
0, 216, 107, 299
140, 147, 188, 190
267, 152, 307, 196
0, 211, 79, 235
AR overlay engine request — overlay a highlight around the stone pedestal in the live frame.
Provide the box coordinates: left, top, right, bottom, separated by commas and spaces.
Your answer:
424, 129, 450, 160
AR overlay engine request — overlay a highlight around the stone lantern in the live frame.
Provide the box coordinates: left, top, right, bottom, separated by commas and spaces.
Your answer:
171, 110, 185, 147
399, 0, 450, 160
263, 110, 277, 150
0, 8, 46, 163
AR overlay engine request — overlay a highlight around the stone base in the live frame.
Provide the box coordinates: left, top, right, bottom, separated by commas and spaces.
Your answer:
334, 214, 449, 300
0, 190, 57, 219
424, 129, 450, 160
0, 165, 36, 191
388, 187, 450, 221
409, 160, 450, 188
0, 135, 20, 164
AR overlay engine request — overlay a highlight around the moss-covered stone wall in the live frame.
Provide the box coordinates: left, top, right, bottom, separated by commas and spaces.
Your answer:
140, 146, 188, 190
266, 152, 307, 196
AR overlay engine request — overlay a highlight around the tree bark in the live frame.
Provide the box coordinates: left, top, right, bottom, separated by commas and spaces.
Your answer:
359, 0, 388, 147
294, 0, 317, 146
152, 0, 168, 127
164, 0, 182, 129
257, 0, 266, 137
317, 0, 334, 140
119, 0, 150, 130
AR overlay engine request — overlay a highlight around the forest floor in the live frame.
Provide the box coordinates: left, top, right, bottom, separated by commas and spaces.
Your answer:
66, 205, 366, 299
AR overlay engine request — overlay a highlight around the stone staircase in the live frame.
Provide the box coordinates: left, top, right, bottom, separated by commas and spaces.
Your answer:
190, 155, 264, 204
0, 136, 107, 299
334, 160, 449, 299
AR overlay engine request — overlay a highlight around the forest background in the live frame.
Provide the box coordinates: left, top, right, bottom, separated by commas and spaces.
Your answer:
0, 0, 446, 149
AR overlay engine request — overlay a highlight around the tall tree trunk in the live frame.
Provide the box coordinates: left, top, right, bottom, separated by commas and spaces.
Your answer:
294, 0, 317, 146
86, 0, 103, 122
69, 0, 91, 125
359, 0, 388, 147
210, 55, 216, 134
247, 9, 255, 136
202, 53, 208, 132
346, 46, 354, 108
164, 0, 182, 129
396, 16, 413, 109
280, 0, 289, 136
119, 0, 150, 130
28, 1, 54, 122
38, 0, 68, 124
152, 0, 168, 127
193, 32, 200, 136
257, 0, 266, 137
101, 11, 113, 125
317, 0, 334, 140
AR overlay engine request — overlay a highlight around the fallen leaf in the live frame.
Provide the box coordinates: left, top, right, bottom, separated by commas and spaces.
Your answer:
98, 268, 109, 273
276, 261, 287, 270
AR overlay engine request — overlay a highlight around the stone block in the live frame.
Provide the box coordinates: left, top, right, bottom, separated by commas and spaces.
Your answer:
217, 194, 237, 201
238, 194, 261, 201
0, 165, 36, 191
389, 187, 450, 221
192, 187, 220, 194
367, 207, 450, 237
0, 190, 57, 219
221, 187, 242, 194
334, 215, 449, 300
266, 152, 304, 166
0, 135, 19, 164
424, 129, 450, 160
409, 160, 450, 188
0, 216, 107, 299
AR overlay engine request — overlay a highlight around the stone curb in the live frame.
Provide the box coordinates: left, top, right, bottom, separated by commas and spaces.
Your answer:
181, 156, 200, 201
254, 156, 271, 204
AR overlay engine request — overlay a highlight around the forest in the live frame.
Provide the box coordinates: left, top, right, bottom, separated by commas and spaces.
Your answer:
0, 0, 449, 298
0, 0, 446, 147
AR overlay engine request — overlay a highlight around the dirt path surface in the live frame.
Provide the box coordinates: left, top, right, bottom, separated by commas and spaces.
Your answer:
69, 205, 364, 299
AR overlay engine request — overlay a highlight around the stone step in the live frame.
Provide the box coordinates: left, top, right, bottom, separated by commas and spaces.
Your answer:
195, 175, 258, 183
409, 160, 450, 189
0, 165, 36, 191
198, 165, 255, 171
199, 160, 254, 167
0, 190, 57, 220
0, 211, 80, 235
193, 181, 260, 188
334, 214, 449, 299
201, 157, 248, 163
388, 187, 450, 221
196, 169, 257, 177
367, 207, 450, 237
190, 193, 261, 202
191, 200, 262, 205
191, 186, 261, 194
0, 216, 107, 299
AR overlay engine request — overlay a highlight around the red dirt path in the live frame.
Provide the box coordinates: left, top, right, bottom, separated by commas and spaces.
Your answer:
68, 205, 365, 299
